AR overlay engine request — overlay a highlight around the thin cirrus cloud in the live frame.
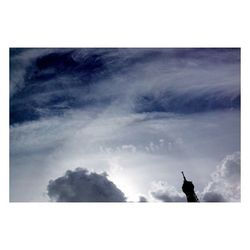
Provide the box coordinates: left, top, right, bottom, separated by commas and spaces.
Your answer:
10, 48, 240, 202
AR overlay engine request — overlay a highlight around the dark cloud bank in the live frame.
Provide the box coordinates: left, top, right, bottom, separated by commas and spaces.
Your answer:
47, 168, 126, 202
10, 48, 240, 125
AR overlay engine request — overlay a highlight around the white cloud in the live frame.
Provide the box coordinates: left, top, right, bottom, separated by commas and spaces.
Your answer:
150, 181, 186, 202
202, 152, 240, 202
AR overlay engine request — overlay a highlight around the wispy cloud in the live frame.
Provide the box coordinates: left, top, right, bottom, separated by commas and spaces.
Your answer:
10, 48, 240, 124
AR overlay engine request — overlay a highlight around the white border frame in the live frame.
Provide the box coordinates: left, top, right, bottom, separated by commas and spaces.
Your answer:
1, 1, 249, 249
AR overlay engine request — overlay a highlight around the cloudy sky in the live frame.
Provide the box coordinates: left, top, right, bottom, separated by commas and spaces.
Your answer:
10, 48, 240, 202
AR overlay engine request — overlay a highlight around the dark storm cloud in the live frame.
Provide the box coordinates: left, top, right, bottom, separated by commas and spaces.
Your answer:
47, 168, 126, 202
135, 92, 240, 114
202, 192, 226, 202
10, 48, 240, 125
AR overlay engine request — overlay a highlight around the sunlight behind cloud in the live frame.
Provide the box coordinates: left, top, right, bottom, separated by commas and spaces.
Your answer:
107, 157, 141, 201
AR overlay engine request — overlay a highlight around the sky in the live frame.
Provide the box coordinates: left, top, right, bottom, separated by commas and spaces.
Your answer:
9, 48, 240, 202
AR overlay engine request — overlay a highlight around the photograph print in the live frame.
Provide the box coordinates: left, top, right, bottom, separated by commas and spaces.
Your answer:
10, 48, 240, 202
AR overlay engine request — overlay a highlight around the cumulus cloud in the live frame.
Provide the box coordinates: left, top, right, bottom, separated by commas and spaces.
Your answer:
202, 152, 240, 202
47, 168, 126, 202
150, 181, 186, 202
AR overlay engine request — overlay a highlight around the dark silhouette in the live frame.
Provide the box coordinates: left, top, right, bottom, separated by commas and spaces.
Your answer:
181, 171, 199, 202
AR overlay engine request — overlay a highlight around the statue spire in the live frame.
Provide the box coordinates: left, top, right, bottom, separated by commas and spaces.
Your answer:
181, 171, 187, 181
181, 172, 199, 202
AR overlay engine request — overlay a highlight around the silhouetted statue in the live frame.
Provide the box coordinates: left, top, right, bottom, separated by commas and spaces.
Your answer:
181, 171, 199, 202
